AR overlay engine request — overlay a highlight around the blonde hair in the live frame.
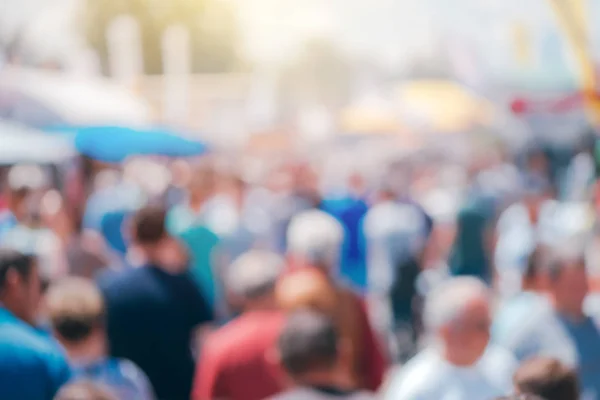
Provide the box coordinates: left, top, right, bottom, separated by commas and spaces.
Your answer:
46, 277, 105, 342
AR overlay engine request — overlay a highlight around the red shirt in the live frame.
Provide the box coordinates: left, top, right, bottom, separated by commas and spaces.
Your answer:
192, 311, 287, 400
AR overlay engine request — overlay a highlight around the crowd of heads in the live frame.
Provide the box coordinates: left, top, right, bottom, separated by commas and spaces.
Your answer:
0, 137, 598, 400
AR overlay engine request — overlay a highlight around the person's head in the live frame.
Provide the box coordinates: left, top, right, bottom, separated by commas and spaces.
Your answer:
0, 249, 41, 325
546, 244, 588, 319
187, 160, 217, 202
54, 381, 117, 400
287, 210, 344, 273
4, 165, 47, 221
45, 278, 106, 359
131, 205, 188, 272
423, 277, 491, 367
225, 250, 285, 312
514, 357, 579, 400
277, 309, 351, 388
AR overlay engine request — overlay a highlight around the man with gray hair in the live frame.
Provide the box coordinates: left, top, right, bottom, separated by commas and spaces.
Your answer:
383, 277, 517, 400
286, 209, 344, 274
279, 209, 387, 391
192, 250, 288, 400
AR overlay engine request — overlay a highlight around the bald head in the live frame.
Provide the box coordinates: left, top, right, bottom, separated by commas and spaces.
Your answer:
424, 277, 491, 366
424, 277, 490, 333
225, 250, 285, 310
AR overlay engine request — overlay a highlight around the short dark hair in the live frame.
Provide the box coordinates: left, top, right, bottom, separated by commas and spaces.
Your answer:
278, 310, 338, 377
54, 381, 117, 400
514, 357, 579, 400
0, 249, 36, 289
131, 205, 168, 245
495, 395, 546, 400
46, 278, 105, 343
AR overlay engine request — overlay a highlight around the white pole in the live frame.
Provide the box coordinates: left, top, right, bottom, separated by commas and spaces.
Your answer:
161, 24, 191, 127
106, 15, 143, 85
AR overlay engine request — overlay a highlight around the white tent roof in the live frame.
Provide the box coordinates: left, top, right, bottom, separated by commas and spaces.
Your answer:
0, 67, 150, 127
0, 120, 75, 164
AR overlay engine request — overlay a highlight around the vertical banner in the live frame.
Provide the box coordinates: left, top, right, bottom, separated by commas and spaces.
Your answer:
511, 21, 534, 68
106, 15, 143, 85
547, 0, 600, 126
161, 24, 191, 128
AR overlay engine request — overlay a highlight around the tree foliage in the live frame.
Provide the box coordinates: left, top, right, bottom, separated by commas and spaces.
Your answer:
84, 0, 242, 75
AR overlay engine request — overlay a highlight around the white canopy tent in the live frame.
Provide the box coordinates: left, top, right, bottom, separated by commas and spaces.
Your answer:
0, 67, 151, 127
0, 120, 75, 164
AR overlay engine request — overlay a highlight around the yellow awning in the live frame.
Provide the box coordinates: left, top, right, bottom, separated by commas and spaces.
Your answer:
395, 80, 494, 133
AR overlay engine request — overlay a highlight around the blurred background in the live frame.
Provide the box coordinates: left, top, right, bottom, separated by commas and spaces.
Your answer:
0, 0, 595, 146
2, 1, 600, 398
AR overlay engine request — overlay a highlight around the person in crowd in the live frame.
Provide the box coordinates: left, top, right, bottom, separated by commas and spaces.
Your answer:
278, 209, 387, 391
45, 277, 154, 400
207, 171, 265, 266
448, 190, 495, 283
98, 205, 213, 400
321, 171, 369, 291
362, 179, 430, 361
493, 248, 549, 344
494, 176, 554, 298
502, 243, 600, 399
82, 169, 144, 233
494, 395, 545, 400
0, 249, 71, 400
54, 381, 117, 400
166, 161, 221, 309
383, 277, 517, 400
193, 250, 287, 400
0, 166, 37, 239
513, 357, 579, 400
271, 309, 375, 400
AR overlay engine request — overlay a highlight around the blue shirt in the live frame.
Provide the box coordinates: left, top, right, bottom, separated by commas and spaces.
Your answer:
0, 308, 71, 400
0, 211, 17, 242
98, 266, 213, 400
72, 357, 154, 400
322, 196, 369, 290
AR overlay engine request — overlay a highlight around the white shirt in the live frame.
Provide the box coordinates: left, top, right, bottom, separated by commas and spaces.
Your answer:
271, 387, 374, 400
383, 345, 517, 400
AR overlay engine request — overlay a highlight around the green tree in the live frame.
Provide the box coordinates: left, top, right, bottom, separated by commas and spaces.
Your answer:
84, 0, 242, 74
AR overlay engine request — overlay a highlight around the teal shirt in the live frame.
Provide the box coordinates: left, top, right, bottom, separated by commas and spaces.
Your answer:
167, 205, 220, 307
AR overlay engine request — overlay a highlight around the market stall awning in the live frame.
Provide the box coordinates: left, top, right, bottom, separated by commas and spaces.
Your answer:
0, 67, 151, 128
0, 120, 75, 164
395, 80, 494, 133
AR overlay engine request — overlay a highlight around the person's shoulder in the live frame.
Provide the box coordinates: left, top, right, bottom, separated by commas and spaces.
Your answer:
206, 312, 285, 359
383, 350, 439, 399
114, 358, 152, 387
97, 267, 153, 298
0, 319, 68, 369
480, 344, 518, 371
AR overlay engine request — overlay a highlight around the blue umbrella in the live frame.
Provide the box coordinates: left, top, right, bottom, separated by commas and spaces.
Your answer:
72, 126, 208, 162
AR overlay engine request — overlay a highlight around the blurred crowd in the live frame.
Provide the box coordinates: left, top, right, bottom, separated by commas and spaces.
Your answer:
0, 132, 599, 400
